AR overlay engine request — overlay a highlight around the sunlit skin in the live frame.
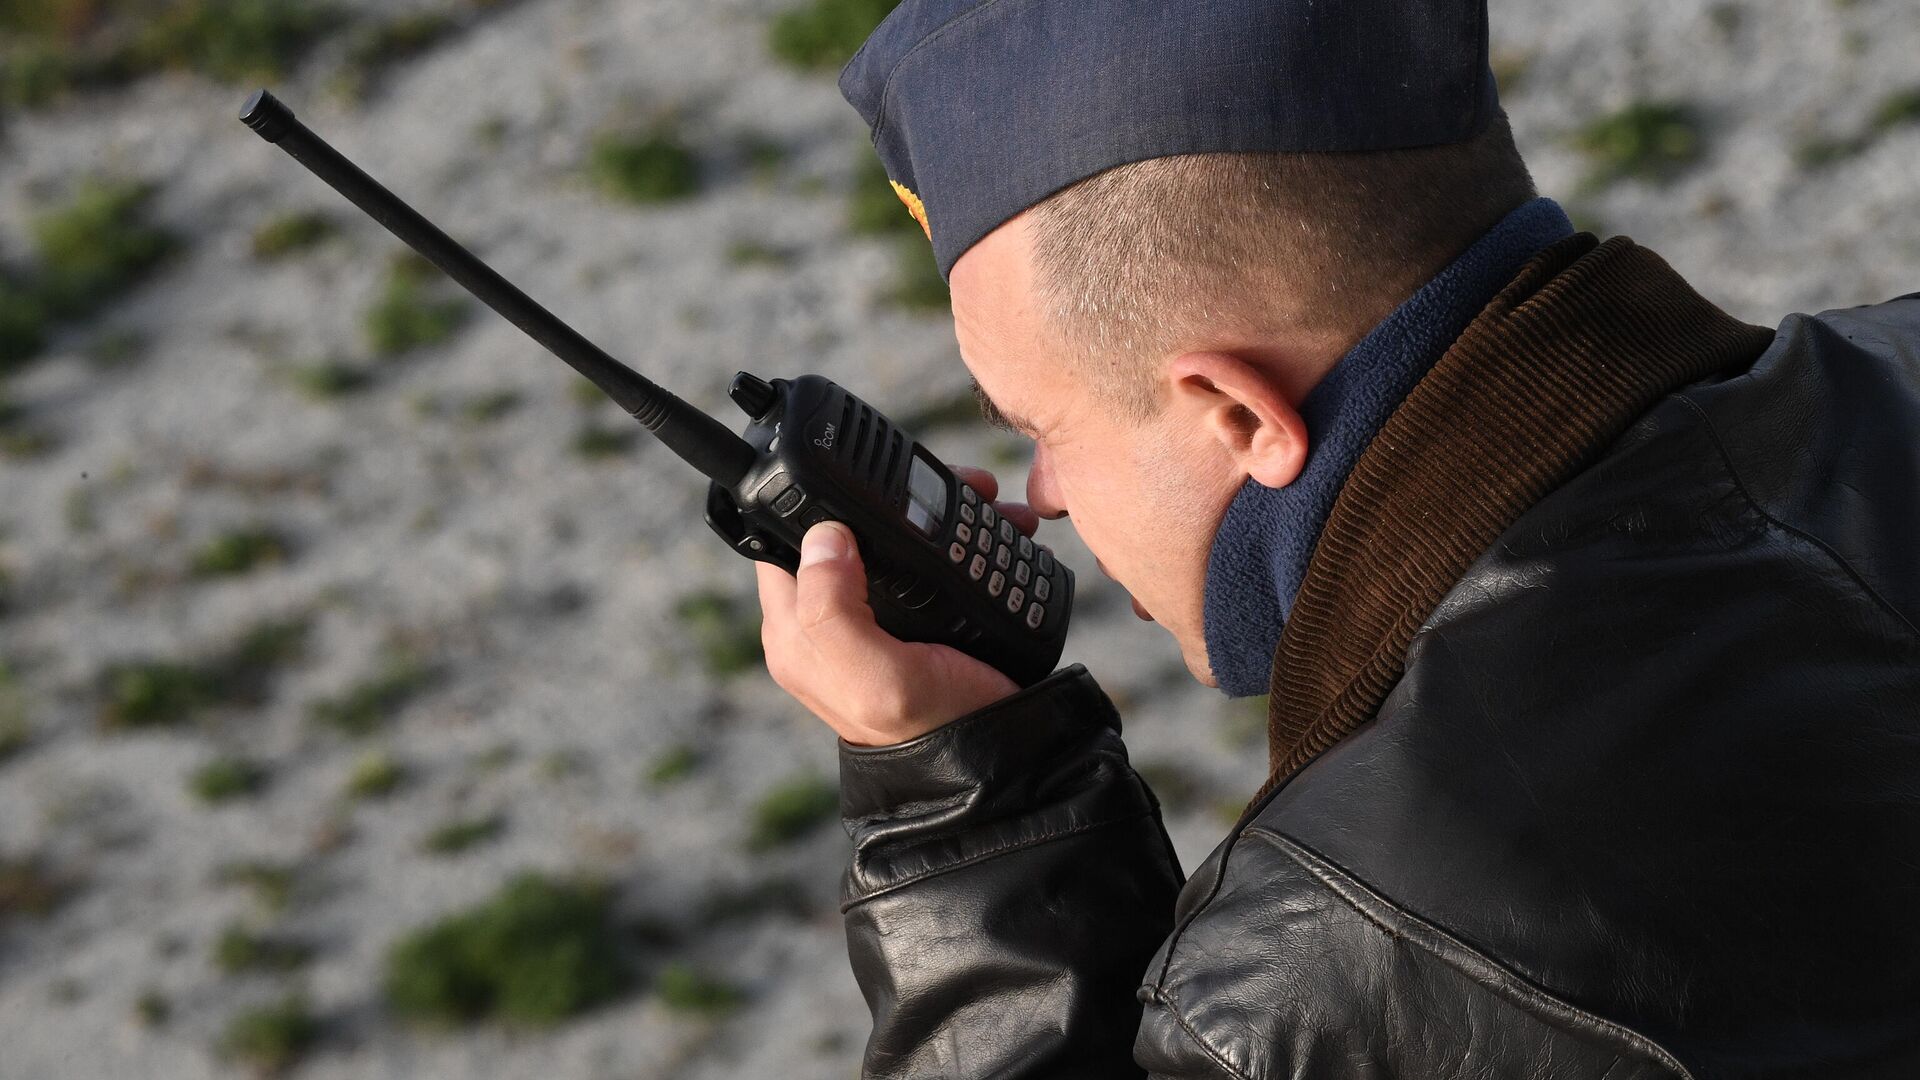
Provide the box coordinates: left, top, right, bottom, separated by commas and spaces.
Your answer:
754, 209, 1353, 747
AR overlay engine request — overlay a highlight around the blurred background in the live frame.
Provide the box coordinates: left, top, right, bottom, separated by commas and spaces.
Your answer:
0, 0, 1915, 1076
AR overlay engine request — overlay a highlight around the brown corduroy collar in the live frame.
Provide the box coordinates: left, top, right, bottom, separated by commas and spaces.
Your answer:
1256, 232, 1777, 799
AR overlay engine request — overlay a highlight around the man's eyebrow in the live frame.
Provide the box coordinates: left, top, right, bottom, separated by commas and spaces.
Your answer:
969, 377, 1036, 436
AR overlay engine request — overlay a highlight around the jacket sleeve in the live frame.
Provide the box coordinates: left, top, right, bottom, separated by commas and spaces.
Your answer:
837, 663, 1186, 1080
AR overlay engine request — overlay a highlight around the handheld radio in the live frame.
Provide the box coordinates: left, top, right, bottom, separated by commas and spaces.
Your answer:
238, 90, 1073, 688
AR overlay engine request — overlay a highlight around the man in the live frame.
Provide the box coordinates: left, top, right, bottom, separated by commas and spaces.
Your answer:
755, 1, 1920, 1076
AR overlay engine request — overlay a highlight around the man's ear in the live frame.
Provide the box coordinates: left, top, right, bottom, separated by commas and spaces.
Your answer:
1166, 351, 1310, 490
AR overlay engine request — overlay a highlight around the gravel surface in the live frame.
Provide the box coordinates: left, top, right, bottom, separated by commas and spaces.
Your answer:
0, 0, 1915, 1076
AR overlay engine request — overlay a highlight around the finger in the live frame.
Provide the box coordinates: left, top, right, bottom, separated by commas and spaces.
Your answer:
993, 500, 1041, 537
950, 465, 998, 502
793, 522, 890, 664
753, 559, 797, 626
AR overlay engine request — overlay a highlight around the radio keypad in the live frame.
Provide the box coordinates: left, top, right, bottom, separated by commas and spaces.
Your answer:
975, 527, 993, 552
993, 546, 1011, 571
1013, 560, 1030, 586
1034, 576, 1050, 602
954, 522, 972, 544
1006, 587, 1025, 613
1025, 603, 1045, 630
1036, 548, 1054, 575
946, 512, 1056, 634
960, 484, 980, 507
1016, 535, 1034, 560
949, 542, 967, 564
958, 502, 976, 525
968, 554, 987, 581
997, 520, 1017, 546
980, 503, 998, 529
987, 570, 1006, 598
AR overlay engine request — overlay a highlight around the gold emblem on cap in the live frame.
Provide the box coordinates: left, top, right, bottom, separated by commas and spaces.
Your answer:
889, 180, 931, 240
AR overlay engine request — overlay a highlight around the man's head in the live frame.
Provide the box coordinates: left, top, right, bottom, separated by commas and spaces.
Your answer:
952, 114, 1536, 684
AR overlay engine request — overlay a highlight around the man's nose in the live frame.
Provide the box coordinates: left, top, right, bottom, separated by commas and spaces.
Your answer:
1026, 444, 1068, 520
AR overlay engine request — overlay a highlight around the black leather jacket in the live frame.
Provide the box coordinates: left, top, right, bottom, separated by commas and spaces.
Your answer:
836, 293, 1920, 1079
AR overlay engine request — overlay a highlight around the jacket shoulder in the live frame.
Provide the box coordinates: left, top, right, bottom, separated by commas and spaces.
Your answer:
1134, 827, 1689, 1080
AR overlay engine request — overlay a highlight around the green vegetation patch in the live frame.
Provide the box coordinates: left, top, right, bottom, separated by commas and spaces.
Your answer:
1870, 86, 1920, 135
588, 127, 702, 205
384, 872, 630, 1027
308, 649, 433, 737
30, 180, 176, 318
251, 210, 335, 260
768, 0, 900, 71
345, 749, 405, 799
459, 389, 522, 425
336, 12, 457, 99
569, 423, 637, 459
134, 989, 171, 1028
279, 359, 374, 401
218, 994, 319, 1076
746, 774, 839, 851
846, 154, 948, 312
98, 617, 310, 730
365, 253, 467, 357
1571, 100, 1704, 190
672, 589, 762, 678
214, 859, 299, 913
190, 755, 269, 803
421, 813, 503, 856
655, 963, 744, 1015
643, 744, 701, 788
214, 922, 313, 974
0, 853, 69, 920
190, 524, 289, 577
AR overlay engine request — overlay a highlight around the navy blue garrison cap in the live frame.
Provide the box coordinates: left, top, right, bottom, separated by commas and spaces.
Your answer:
839, 0, 1499, 279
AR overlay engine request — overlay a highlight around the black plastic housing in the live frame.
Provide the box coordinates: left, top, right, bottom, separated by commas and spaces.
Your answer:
707, 374, 1072, 687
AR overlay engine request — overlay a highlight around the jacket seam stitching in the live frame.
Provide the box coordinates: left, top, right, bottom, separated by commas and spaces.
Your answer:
1244, 827, 1693, 1077
841, 807, 1154, 912
1675, 392, 1920, 642
1144, 984, 1257, 1080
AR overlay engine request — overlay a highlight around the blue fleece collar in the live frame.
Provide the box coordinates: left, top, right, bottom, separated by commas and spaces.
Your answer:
1201, 197, 1575, 698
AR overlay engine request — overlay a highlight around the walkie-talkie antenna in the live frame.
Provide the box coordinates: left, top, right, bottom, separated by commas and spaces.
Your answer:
239, 89, 756, 489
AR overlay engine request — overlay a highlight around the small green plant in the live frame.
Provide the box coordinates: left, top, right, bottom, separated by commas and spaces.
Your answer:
458, 389, 521, 425
190, 756, 268, 803
134, 988, 171, 1028
570, 423, 636, 459
1571, 100, 1704, 190
98, 617, 310, 730
767, 0, 900, 70
217, 994, 319, 1076
644, 744, 701, 788
588, 127, 702, 204
281, 359, 373, 400
746, 774, 839, 851
190, 525, 288, 577
0, 277, 48, 374
422, 814, 503, 856
214, 923, 313, 974
250, 210, 335, 259
30, 180, 176, 320
365, 253, 467, 356
725, 240, 797, 269
672, 589, 762, 677
308, 650, 432, 737
1868, 85, 1920, 136
384, 872, 629, 1026
345, 749, 405, 799
0, 854, 67, 920
214, 860, 299, 913
655, 963, 744, 1015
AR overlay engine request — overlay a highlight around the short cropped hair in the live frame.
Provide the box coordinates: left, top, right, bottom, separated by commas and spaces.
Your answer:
1026, 111, 1538, 419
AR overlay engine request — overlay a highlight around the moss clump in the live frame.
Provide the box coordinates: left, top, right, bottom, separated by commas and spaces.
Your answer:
250, 210, 335, 260
190, 525, 288, 577
746, 774, 839, 852
569, 423, 636, 459
767, 0, 900, 70
1869, 86, 1920, 135
421, 814, 503, 856
0, 854, 68, 920
1572, 100, 1704, 190
280, 359, 373, 400
30, 180, 176, 319
588, 128, 702, 205
214, 859, 298, 913
365, 253, 467, 357
189, 756, 268, 803
136, 0, 337, 82
458, 389, 521, 425
214, 923, 313, 974
307, 651, 432, 737
384, 873, 629, 1027
644, 744, 701, 788
217, 994, 319, 1076
97, 617, 310, 730
345, 749, 405, 799
655, 963, 744, 1015
672, 590, 762, 678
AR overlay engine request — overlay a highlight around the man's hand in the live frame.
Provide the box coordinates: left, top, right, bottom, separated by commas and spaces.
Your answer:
755, 466, 1042, 747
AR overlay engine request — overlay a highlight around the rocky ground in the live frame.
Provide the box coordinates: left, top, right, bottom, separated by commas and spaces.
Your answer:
0, 0, 1915, 1077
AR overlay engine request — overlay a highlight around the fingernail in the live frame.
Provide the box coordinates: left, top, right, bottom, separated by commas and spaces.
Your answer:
800, 522, 849, 567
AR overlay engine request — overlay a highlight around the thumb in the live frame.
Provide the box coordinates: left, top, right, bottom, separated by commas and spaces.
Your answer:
794, 522, 879, 648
